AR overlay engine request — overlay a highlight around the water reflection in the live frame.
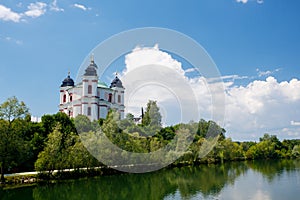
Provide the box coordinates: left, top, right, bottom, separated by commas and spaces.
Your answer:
1, 159, 299, 200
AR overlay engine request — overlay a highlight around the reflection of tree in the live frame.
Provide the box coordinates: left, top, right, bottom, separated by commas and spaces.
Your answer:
30, 162, 246, 200
0, 185, 34, 200
3, 160, 300, 199
246, 159, 300, 182
168, 162, 248, 198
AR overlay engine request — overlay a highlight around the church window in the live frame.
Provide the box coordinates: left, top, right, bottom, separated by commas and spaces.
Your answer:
70, 95, 73, 102
87, 107, 91, 116
118, 95, 121, 103
108, 93, 112, 102
63, 94, 66, 103
88, 85, 92, 94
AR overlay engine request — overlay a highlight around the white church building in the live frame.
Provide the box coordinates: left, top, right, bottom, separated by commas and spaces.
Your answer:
59, 56, 125, 121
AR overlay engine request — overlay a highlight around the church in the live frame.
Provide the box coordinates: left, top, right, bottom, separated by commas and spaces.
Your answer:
59, 56, 125, 121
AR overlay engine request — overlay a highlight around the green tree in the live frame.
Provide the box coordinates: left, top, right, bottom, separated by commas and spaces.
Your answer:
292, 145, 300, 158
35, 124, 78, 172
0, 96, 29, 181
142, 100, 162, 127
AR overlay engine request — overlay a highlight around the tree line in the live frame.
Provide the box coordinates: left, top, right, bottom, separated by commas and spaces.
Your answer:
0, 97, 300, 181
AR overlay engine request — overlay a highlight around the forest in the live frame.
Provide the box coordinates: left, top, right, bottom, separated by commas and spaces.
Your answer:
1, 96, 300, 181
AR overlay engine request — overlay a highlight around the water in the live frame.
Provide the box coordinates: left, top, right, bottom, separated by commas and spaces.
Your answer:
1, 159, 299, 200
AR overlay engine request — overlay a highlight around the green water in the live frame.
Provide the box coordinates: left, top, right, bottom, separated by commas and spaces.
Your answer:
1, 160, 300, 200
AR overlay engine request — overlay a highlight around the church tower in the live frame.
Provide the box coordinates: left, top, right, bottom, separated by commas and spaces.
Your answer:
81, 55, 99, 121
110, 74, 125, 119
59, 72, 75, 116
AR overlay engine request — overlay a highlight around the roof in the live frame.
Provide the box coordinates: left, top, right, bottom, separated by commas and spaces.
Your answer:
61, 75, 75, 87
98, 81, 109, 89
84, 56, 98, 76
110, 76, 124, 88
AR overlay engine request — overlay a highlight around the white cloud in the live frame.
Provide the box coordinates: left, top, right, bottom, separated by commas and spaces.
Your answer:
0, 1, 67, 23
256, 68, 281, 77
50, 0, 64, 12
291, 121, 300, 126
236, 0, 248, 3
225, 76, 300, 140
6, 36, 23, 45
0, 35, 23, 45
184, 68, 196, 74
122, 45, 300, 140
0, 4, 22, 22
73, 3, 89, 11
24, 2, 47, 18
236, 0, 264, 4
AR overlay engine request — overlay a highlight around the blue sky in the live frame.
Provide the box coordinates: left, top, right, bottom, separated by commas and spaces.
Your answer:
1, 0, 300, 140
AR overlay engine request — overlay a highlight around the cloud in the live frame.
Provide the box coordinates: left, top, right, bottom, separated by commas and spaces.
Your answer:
50, 0, 64, 12
225, 76, 300, 140
2, 35, 23, 45
256, 68, 281, 77
236, 0, 248, 3
0, 4, 22, 22
291, 121, 300, 126
73, 3, 90, 11
0, 1, 64, 23
121, 45, 300, 140
0, 34, 23, 45
236, 0, 264, 4
24, 2, 47, 18
184, 68, 197, 74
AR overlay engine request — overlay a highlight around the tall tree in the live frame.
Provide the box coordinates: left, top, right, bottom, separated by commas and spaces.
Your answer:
142, 100, 162, 127
0, 96, 29, 181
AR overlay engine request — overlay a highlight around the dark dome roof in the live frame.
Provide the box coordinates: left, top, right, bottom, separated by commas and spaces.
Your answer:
110, 76, 124, 88
61, 75, 75, 87
84, 59, 98, 76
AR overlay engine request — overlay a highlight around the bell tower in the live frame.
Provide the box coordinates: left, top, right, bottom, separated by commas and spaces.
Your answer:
82, 54, 99, 121
110, 73, 125, 119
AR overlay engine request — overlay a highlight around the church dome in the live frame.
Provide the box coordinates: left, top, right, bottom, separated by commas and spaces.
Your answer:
84, 55, 98, 76
110, 76, 124, 88
61, 74, 75, 87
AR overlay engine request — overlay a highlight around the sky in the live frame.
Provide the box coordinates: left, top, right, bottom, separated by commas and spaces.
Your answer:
0, 0, 300, 141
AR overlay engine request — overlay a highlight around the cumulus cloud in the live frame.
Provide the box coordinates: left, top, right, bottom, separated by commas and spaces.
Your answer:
0, 4, 22, 22
73, 3, 89, 11
225, 76, 300, 140
50, 0, 64, 12
122, 45, 300, 140
24, 2, 47, 18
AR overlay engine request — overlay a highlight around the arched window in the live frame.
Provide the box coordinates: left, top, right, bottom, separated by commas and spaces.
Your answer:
118, 95, 121, 103
70, 95, 73, 102
88, 85, 92, 94
108, 93, 112, 102
87, 107, 91, 116
63, 94, 66, 103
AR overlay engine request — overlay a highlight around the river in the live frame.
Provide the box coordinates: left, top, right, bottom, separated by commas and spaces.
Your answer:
1, 159, 299, 200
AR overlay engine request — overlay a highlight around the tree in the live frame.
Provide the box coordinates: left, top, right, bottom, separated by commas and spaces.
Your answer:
0, 96, 29, 181
142, 100, 162, 127
35, 124, 78, 172
292, 145, 300, 158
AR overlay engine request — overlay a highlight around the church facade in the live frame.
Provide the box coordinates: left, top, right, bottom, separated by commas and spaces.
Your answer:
59, 56, 125, 121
